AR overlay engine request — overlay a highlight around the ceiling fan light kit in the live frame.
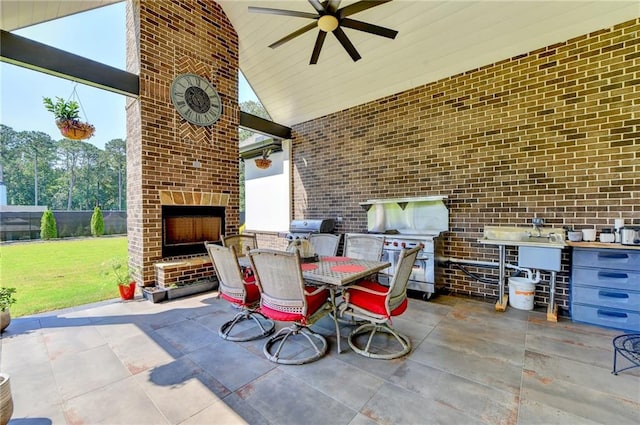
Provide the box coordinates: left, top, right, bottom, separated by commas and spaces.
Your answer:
318, 15, 338, 32
249, 0, 398, 64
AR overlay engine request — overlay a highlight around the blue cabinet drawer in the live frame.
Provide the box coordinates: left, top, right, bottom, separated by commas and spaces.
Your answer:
571, 303, 640, 332
572, 267, 640, 291
572, 285, 640, 310
573, 249, 640, 271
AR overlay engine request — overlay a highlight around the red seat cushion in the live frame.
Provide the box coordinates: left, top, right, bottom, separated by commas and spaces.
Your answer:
221, 281, 260, 306
260, 286, 329, 324
345, 280, 408, 318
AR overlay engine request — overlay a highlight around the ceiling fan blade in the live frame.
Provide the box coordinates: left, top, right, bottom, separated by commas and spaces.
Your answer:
268, 22, 318, 49
308, 0, 325, 14
333, 27, 361, 62
338, 0, 392, 18
326, 0, 342, 14
248, 6, 318, 20
340, 18, 398, 39
310, 31, 328, 64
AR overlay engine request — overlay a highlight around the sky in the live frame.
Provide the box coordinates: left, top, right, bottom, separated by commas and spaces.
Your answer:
0, 2, 258, 150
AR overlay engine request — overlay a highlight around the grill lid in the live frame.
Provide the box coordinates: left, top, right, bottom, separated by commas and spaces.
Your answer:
289, 219, 335, 233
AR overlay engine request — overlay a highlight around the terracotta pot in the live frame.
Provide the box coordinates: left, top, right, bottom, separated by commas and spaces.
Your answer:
255, 158, 272, 169
118, 282, 137, 300
0, 310, 10, 333
56, 119, 95, 140
0, 373, 13, 425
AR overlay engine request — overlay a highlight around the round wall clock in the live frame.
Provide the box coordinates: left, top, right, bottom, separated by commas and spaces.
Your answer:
170, 73, 222, 126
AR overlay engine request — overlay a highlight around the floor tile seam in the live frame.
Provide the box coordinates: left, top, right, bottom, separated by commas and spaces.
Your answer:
522, 342, 614, 371
520, 376, 640, 423
375, 379, 496, 425
274, 365, 363, 419
400, 356, 521, 402
421, 331, 527, 367
60, 373, 171, 424
520, 352, 640, 404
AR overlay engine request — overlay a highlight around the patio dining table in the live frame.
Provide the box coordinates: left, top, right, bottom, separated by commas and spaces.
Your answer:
238, 254, 390, 353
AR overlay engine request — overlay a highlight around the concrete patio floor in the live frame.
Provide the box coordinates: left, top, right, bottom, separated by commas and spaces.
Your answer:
1, 292, 638, 425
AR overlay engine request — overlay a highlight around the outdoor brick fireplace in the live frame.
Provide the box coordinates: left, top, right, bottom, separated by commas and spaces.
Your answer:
126, 1, 240, 287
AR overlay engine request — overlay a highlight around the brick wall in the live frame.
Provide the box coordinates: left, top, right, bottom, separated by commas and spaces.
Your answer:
290, 18, 640, 312
126, 0, 239, 286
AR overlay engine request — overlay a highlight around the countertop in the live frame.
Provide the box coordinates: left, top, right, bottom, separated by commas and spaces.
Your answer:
567, 241, 640, 251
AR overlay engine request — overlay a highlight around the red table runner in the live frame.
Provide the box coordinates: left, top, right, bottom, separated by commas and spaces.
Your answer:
322, 256, 350, 262
330, 264, 366, 273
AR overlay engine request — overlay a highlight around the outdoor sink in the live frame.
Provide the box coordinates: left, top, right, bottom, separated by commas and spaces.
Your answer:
481, 226, 567, 248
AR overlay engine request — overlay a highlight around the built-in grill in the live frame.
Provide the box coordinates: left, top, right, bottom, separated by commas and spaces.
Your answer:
357, 196, 449, 300
285, 219, 336, 241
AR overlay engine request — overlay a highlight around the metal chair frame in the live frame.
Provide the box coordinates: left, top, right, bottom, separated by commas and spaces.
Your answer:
344, 234, 385, 261
339, 246, 420, 359
222, 233, 257, 257
249, 248, 332, 365
205, 242, 275, 342
309, 233, 341, 257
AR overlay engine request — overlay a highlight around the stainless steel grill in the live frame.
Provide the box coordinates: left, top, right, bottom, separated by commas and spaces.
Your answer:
358, 196, 449, 300
285, 219, 336, 241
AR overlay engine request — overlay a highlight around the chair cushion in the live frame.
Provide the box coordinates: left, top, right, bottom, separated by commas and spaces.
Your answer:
345, 280, 408, 318
260, 286, 329, 324
220, 282, 260, 306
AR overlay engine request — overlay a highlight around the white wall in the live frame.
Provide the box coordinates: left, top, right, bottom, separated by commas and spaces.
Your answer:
244, 140, 290, 232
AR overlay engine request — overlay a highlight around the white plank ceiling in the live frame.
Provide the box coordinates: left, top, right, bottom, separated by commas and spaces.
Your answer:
3, 1, 639, 128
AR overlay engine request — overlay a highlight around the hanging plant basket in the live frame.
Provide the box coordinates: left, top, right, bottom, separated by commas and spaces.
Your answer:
255, 158, 272, 169
44, 87, 96, 142
56, 119, 95, 140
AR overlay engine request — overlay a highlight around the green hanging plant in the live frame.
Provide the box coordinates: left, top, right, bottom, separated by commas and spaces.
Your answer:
43, 96, 95, 140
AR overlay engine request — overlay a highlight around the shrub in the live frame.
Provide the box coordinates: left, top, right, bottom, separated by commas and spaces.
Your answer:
40, 209, 58, 240
0, 287, 17, 311
90, 206, 105, 237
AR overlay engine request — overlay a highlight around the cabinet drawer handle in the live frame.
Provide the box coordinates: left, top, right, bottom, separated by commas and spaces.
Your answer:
597, 252, 629, 260
598, 291, 629, 299
597, 310, 628, 320
597, 271, 628, 280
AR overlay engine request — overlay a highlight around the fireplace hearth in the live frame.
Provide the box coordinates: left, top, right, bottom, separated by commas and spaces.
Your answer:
162, 205, 225, 257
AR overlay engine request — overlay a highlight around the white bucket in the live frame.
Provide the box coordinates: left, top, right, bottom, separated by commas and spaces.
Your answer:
508, 277, 536, 310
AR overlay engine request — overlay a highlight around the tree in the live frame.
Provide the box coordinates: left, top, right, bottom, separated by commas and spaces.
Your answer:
1, 127, 57, 206
239, 100, 270, 141
104, 139, 126, 210
90, 206, 105, 236
56, 139, 85, 210
40, 209, 58, 239
1, 125, 128, 211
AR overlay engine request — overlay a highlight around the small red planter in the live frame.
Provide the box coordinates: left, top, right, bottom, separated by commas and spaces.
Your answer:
118, 282, 137, 300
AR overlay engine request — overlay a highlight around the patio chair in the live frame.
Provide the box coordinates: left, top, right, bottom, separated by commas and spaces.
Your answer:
344, 234, 384, 261
205, 242, 275, 342
309, 233, 341, 257
338, 246, 420, 359
222, 233, 257, 257
248, 248, 332, 365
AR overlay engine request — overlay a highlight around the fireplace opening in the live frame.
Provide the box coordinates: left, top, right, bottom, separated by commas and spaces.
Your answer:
162, 205, 225, 257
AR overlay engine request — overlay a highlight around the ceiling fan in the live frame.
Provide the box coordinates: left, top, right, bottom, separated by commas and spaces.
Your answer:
248, 0, 398, 64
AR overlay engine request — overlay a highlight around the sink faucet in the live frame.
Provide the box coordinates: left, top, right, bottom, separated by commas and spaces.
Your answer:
531, 217, 545, 238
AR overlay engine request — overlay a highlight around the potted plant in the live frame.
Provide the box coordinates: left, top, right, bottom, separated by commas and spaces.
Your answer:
0, 372, 13, 425
0, 287, 16, 333
254, 149, 272, 169
110, 259, 137, 300
43, 96, 95, 140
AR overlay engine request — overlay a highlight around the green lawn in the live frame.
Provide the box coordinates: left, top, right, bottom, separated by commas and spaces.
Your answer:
0, 236, 128, 317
